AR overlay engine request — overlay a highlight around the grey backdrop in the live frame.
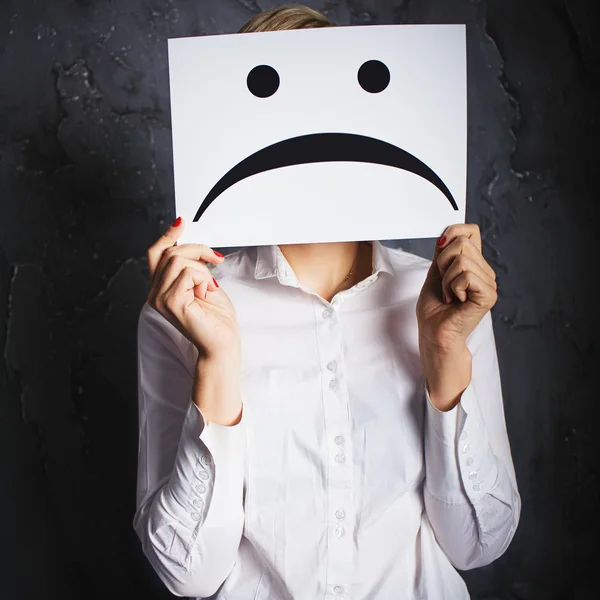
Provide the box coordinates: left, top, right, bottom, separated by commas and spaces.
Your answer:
1, 1, 597, 599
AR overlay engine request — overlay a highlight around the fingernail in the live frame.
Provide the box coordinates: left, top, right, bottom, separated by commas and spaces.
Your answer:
171, 216, 182, 227
213, 277, 219, 288
438, 235, 447, 247
213, 250, 224, 258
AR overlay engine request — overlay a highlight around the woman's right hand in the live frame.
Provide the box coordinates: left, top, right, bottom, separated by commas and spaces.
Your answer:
146, 216, 241, 362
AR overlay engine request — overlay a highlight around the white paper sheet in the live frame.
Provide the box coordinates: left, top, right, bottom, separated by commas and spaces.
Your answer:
167, 24, 466, 247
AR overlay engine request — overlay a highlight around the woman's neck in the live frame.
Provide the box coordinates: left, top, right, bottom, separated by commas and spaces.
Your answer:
277, 240, 373, 303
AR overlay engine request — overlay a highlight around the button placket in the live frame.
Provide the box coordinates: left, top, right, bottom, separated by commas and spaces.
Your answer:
334, 433, 346, 464
313, 298, 353, 594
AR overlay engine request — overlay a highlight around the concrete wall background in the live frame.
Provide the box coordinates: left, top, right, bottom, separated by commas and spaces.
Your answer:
0, 1, 597, 599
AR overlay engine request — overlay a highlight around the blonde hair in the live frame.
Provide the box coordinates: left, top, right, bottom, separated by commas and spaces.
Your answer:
238, 3, 334, 33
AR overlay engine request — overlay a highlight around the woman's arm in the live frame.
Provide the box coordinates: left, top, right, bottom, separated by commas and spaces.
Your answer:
422, 310, 521, 570
133, 301, 246, 598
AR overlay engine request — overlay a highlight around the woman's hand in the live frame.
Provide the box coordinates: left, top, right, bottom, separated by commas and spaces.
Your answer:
146, 216, 241, 362
416, 223, 498, 410
416, 223, 498, 352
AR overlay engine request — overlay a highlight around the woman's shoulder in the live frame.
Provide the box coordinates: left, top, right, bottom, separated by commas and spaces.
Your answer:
206, 246, 254, 282
382, 243, 432, 274
137, 299, 188, 349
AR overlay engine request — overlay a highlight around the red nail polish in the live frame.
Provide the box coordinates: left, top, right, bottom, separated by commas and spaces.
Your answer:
438, 235, 446, 246
213, 250, 224, 258
171, 216, 182, 227
213, 277, 219, 288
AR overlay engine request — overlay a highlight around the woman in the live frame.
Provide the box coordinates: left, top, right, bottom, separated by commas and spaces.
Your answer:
133, 5, 521, 600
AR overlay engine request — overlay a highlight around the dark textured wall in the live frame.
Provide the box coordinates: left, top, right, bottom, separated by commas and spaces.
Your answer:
1, 1, 597, 599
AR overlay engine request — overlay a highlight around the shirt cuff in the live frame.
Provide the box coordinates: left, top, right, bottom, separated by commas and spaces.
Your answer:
424, 379, 499, 504
165, 399, 246, 529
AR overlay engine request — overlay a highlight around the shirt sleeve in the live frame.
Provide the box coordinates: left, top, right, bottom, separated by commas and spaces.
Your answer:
422, 309, 522, 571
132, 301, 246, 598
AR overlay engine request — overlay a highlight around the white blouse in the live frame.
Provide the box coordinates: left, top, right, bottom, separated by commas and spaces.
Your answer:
133, 240, 521, 600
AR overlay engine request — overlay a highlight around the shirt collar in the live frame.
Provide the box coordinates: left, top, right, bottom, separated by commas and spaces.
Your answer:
254, 240, 394, 282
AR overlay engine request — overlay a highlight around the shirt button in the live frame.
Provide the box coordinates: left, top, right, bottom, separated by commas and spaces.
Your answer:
335, 509, 346, 519
191, 512, 201, 521
327, 360, 338, 371
193, 497, 204, 508
461, 444, 471, 454
460, 431, 468, 440
468, 470, 478, 480
329, 379, 339, 390
195, 483, 206, 493
200, 455, 211, 465
335, 526, 345, 538
198, 470, 209, 480
334, 435, 344, 445
335, 453, 346, 463
465, 457, 474, 466
322, 308, 332, 319
333, 585, 344, 594
473, 483, 481, 492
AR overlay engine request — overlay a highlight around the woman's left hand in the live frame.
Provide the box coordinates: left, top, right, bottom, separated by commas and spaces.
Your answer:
417, 223, 498, 352
416, 223, 498, 410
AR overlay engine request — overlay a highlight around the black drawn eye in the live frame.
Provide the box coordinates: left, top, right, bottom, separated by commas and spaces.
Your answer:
357, 60, 390, 93
247, 65, 280, 98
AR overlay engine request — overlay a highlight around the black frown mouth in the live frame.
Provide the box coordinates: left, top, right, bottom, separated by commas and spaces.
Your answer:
193, 132, 458, 221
